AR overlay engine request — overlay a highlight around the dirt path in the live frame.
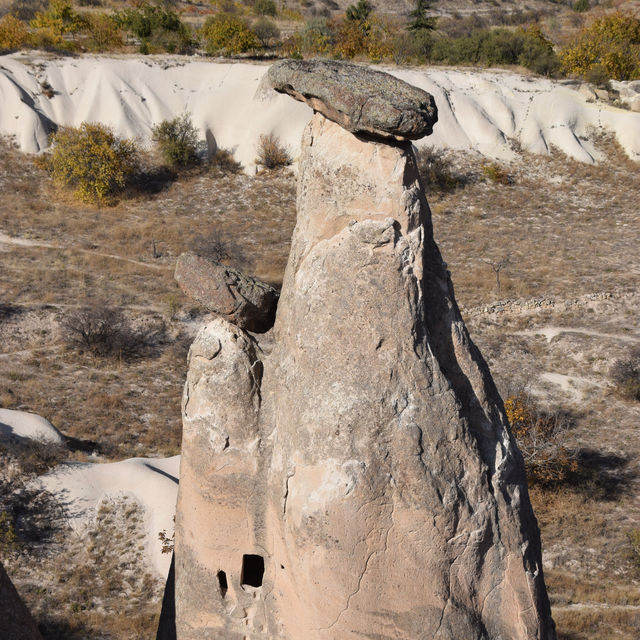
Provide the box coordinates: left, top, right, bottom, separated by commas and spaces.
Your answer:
0, 230, 171, 272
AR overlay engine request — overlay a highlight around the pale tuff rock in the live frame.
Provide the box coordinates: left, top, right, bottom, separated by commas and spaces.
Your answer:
175, 252, 279, 333
0, 562, 42, 640
267, 59, 438, 140
171, 62, 555, 639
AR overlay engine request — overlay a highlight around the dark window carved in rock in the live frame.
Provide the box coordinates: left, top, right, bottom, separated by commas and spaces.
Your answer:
217, 570, 228, 597
241, 554, 264, 587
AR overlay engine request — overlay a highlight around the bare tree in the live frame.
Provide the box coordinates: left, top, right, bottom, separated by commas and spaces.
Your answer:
482, 256, 510, 293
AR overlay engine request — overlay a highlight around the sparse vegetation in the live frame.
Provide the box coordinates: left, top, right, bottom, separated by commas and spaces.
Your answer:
482, 162, 511, 185
61, 303, 165, 360
43, 122, 139, 204
256, 132, 291, 169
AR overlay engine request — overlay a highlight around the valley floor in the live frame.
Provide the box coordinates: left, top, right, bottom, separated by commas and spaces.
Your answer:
1, 131, 639, 638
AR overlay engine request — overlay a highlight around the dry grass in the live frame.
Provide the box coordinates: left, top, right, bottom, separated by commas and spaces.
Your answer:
1, 126, 639, 637
0, 137, 296, 458
6, 495, 162, 640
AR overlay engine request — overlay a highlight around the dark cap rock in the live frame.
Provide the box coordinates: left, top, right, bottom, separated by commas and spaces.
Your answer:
267, 59, 437, 141
175, 253, 279, 333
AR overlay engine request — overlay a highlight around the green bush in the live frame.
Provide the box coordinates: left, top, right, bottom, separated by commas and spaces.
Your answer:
116, 1, 194, 54
482, 162, 511, 185
431, 25, 559, 76
573, 0, 590, 13
253, 0, 276, 17
46, 122, 139, 204
152, 113, 201, 169
201, 13, 261, 56
31, 0, 87, 38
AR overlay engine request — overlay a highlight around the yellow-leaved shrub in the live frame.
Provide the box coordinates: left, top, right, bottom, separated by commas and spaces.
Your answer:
0, 14, 29, 50
505, 393, 577, 487
46, 123, 139, 204
561, 11, 640, 81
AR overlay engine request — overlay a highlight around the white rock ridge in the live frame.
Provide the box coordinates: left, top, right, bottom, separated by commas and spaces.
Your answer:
1, 54, 639, 167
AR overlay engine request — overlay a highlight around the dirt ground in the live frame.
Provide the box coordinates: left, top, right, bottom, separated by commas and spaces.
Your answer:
1, 131, 639, 638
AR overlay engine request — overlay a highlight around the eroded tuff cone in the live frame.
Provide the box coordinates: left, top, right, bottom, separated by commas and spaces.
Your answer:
175, 252, 279, 333
267, 59, 438, 140
172, 62, 555, 639
1, 562, 43, 640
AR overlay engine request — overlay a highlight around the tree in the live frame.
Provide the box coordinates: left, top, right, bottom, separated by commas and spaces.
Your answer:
345, 0, 373, 23
406, 0, 436, 59
407, 0, 436, 33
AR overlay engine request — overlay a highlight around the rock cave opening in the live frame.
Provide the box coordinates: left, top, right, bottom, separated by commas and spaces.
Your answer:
240, 554, 264, 588
217, 570, 228, 598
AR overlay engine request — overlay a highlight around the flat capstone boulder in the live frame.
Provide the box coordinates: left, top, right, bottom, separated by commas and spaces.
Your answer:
267, 59, 438, 141
175, 253, 279, 334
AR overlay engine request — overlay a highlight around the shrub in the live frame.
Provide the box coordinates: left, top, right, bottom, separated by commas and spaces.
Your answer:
61, 304, 164, 359
561, 12, 640, 81
256, 132, 291, 169
152, 113, 201, 169
210, 147, 242, 174
610, 347, 640, 402
573, 0, 590, 12
31, 0, 87, 38
253, 16, 279, 46
253, 0, 276, 17
482, 162, 511, 185
628, 529, 640, 570
0, 14, 29, 50
431, 25, 559, 76
296, 17, 333, 55
332, 14, 394, 61
505, 393, 577, 486
46, 122, 139, 204
116, 1, 193, 54
84, 13, 123, 52
7, 0, 48, 22
201, 13, 261, 56
414, 146, 459, 193
192, 229, 252, 271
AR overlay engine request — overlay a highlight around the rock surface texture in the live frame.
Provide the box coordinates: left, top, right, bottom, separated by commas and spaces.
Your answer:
0, 562, 42, 640
173, 62, 556, 639
175, 252, 279, 333
267, 59, 438, 140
